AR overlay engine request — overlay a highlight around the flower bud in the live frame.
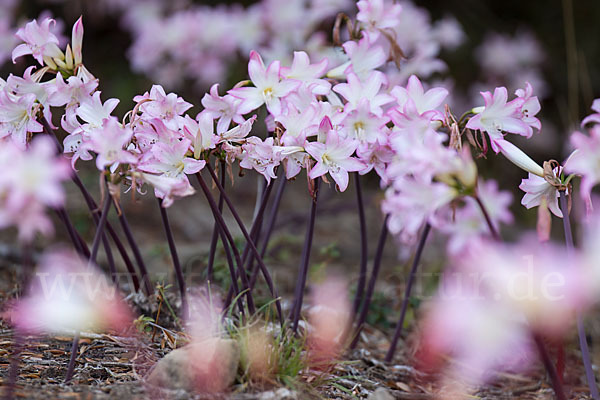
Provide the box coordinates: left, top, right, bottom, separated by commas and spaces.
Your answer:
72, 16, 84, 66
495, 139, 544, 177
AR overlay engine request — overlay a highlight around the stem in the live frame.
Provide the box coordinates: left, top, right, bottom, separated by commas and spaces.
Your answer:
64, 332, 80, 384
41, 118, 141, 291
90, 189, 112, 262
4, 329, 24, 400
118, 209, 151, 295
385, 223, 431, 362
351, 215, 389, 349
474, 195, 500, 241
207, 160, 226, 282
242, 179, 274, 278
202, 166, 281, 321
559, 191, 600, 400
534, 334, 568, 400
157, 198, 188, 316
55, 207, 90, 258
195, 173, 257, 316
250, 175, 286, 290
291, 178, 320, 333
352, 173, 368, 317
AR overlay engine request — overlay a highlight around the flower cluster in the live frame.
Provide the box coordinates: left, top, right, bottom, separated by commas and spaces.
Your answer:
0, 136, 70, 242
419, 227, 600, 390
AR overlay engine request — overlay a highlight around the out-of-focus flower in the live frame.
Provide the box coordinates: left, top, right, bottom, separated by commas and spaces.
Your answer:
565, 126, 600, 205
307, 276, 351, 368
0, 136, 70, 241
6, 248, 132, 334
0, 87, 43, 148
357, 0, 402, 30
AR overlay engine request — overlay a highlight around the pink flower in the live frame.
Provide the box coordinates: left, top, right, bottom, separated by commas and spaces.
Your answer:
239, 136, 282, 183
515, 82, 541, 132
201, 83, 244, 134
7, 248, 132, 334
84, 118, 138, 171
307, 276, 351, 369
139, 138, 205, 179
332, 71, 394, 116
228, 51, 300, 116
134, 85, 192, 130
280, 51, 330, 95
71, 16, 84, 65
390, 75, 448, 119
581, 98, 600, 127
182, 112, 217, 158
357, 0, 402, 30
12, 18, 63, 65
466, 87, 532, 152
338, 99, 389, 144
305, 128, 364, 191
0, 88, 42, 148
136, 172, 195, 208
567, 126, 600, 202
356, 140, 394, 181
327, 33, 387, 79
519, 171, 563, 217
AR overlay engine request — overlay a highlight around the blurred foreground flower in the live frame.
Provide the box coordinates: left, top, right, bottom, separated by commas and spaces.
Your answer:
5, 248, 132, 334
149, 291, 239, 393
307, 276, 351, 368
417, 236, 600, 395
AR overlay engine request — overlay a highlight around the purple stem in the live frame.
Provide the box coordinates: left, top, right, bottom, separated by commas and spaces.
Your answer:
202, 166, 281, 321
207, 160, 226, 282
475, 195, 500, 241
352, 173, 368, 317
117, 210, 151, 295
534, 333, 567, 400
157, 198, 188, 316
41, 117, 141, 291
385, 223, 431, 362
559, 191, 599, 400
250, 175, 286, 290
4, 330, 24, 400
65, 186, 112, 384
291, 178, 320, 333
351, 214, 389, 349
195, 172, 257, 316
241, 179, 274, 278
55, 207, 89, 258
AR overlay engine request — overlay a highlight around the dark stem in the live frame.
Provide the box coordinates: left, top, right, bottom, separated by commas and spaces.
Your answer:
250, 175, 286, 290
64, 332, 80, 384
202, 166, 281, 321
533, 333, 568, 400
559, 191, 600, 400
221, 222, 245, 316
291, 178, 320, 333
195, 172, 257, 316
4, 329, 25, 400
351, 215, 389, 349
474, 195, 500, 241
207, 160, 226, 282
90, 188, 112, 262
55, 207, 90, 258
385, 223, 431, 362
157, 198, 188, 316
242, 179, 274, 284
352, 173, 368, 317
118, 210, 152, 295
41, 117, 141, 291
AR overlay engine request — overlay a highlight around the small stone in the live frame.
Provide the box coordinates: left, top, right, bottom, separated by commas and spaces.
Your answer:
148, 338, 239, 393
258, 387, 298, 400
368, 387, 395, 400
